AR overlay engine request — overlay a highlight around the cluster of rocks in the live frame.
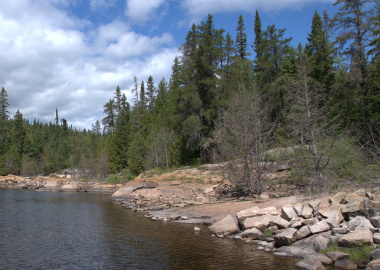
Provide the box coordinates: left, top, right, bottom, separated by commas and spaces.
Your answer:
113, 179, 222, 214
0, 175, 120, 193
208, 189, 380, 269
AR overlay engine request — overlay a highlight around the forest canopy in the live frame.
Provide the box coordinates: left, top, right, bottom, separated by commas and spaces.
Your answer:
0, 0, 379, 193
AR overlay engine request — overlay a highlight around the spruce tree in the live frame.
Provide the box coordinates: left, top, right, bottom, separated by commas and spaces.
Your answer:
253, 10, 263, 72
306, 10, 335, 95
114, 86, 122, 114
331, 0, 376, 123
102, 99, 115, 134
257, 24, 292, 122
145, 76, 156, 114
0, 87, 9, 155
235, 15, 250, 59
55, 108, 59, 126
92, 120, 101, 136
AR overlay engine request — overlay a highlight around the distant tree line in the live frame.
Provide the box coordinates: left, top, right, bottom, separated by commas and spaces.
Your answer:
1, 0, 379, 192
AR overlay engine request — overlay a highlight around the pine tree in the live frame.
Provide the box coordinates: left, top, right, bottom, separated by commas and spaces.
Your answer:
108, 95, 131, 173
92, 120, 101, 136
331, 0, 376, 123
139, 81, 146, 112
6, 110, 27, 174
102, 99, 115, 134
235, 15, 250, 59
114, 85, 122, 115
0, 87, 9, 155
145, 76, 156, 114
369, 3, 380, 62
55, 108, 59, 126
306, 10, 335, 95
253, 10, 263, 72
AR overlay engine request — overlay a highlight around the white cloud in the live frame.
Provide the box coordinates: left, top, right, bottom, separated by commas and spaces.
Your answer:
182, 0, 335, 17
0, 0, 179, 130
125, 0, 166, 23
104, 32, 174, 59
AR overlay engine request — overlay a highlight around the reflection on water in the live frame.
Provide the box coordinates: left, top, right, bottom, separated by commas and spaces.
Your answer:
0, 189, 298, 269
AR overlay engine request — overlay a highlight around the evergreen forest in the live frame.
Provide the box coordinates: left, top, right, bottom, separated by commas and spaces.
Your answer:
0, 0, 379, 193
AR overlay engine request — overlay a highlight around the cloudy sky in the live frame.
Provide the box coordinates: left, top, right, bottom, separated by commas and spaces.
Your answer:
0, 0, 337, 130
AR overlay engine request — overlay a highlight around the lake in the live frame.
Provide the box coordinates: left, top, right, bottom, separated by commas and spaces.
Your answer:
0, 189, 298, 269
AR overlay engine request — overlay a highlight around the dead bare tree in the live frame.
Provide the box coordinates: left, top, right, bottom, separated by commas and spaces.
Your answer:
216, 84, 274, 195
288, 45, 345, 192
145, 127, 175, 169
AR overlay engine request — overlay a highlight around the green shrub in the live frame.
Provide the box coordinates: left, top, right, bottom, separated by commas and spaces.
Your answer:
107, 175, 122, 184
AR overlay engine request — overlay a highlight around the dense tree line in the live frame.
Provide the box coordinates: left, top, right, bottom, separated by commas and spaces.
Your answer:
1, 0, 379, 192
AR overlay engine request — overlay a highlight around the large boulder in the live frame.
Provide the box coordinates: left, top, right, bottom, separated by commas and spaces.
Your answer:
339, 226, 374, 247
318, 206, 344, 227
260, 206, 278, 216
371, 216, 380, 228
309, 220, 331, 234
277, 243, 317, 258
281, 205, 298, 221
342, 197, 373, 214
366, 259, 380, 270
326, 251, 350, 261
312, 235, 329, 252
299, 205, 314, 219
374, 233, 380, 244
273, 217, 291, 229
295, 258, 325, 270
240, 228, 263, 239
236, 206, 261, 224
348, 216, 375, 232
308, 199, 321, 213
274, 228, 297, 247
209, 215, 240, 235
243, 214, 277, 232
343, 190, 365, 203
329, 192, 347, 205
333, 260, 357, 269
293, 203, 304, 215
371, 250, 380, 261
304, 254, 333, 265
296, 226, 312, 241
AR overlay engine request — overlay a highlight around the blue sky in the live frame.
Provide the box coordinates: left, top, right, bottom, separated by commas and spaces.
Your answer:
0, 0, 338, 130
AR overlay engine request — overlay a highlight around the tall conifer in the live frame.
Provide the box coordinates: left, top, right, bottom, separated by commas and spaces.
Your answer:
235, 15, 250, 59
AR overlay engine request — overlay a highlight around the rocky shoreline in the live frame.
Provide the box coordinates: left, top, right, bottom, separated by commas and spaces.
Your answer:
3, 166, 380, 269
109, 168, 380, 270
113, 185, 380, 269
0, 174, 121, 193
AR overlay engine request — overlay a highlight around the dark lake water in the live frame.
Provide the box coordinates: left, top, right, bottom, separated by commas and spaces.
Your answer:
0, 189, 298, 269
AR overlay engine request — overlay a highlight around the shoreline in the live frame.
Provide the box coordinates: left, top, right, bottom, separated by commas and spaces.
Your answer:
4, 171, 380, 269
0, 175, 121, 194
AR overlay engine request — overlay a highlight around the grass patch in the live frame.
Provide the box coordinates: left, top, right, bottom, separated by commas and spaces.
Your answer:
107, 175, 122, 184
321, 240, 376, 262
264, 229, 273, 236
